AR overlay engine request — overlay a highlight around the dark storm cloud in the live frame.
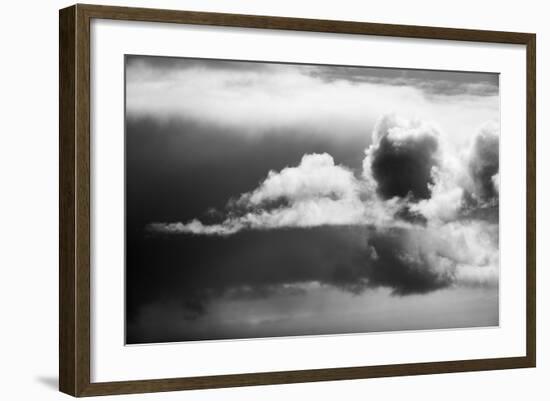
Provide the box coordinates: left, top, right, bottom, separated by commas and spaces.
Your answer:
363, 228, 452, 294
126, 54, 270, 74
127, 225, 454, 343
307, 66, 499, 97
370, 134, 438, 199
468, 126, 499, 202
126, 55, 499, 101
368, 118, 439, 200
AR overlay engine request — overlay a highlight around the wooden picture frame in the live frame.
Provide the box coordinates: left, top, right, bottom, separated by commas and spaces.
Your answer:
59, 3, 536, 397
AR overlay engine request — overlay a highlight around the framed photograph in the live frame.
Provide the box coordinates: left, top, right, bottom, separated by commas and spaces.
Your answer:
59, 4, 536, 397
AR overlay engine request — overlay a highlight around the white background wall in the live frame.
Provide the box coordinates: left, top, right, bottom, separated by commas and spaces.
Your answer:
0, 0, 545, 399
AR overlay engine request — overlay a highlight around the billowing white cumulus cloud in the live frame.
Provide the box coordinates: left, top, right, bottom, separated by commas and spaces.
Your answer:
149, 153, 376, 235
147, 115, 499, 289
409, 120, 500, 222
242, 153, 359, 206
410, 173, 464, 223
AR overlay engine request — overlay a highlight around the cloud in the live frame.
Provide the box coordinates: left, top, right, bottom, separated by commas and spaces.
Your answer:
359, 221, 499, 295
409, 167, 464, 223
405, 121, 499, 223
361, 228, 453, 294
147, 220, 242, 236
147, 153, 371, 235
468, 121, 500, 203
363, 115, 440, 200
242, 153, 359, 205
128, 56, 499, 98
307, 65, 499, 97
126, 56, 499, 145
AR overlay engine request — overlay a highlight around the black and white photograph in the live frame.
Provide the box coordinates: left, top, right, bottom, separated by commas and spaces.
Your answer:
125, 55, 500, 344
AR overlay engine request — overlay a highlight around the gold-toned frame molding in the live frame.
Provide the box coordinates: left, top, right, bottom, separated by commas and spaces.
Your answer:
59, 4, 536, 397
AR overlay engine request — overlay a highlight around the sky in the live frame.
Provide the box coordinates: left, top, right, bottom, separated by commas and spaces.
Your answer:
125, 55, 500, 344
